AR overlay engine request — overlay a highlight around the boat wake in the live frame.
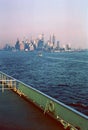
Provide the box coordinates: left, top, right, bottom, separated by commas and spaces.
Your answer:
46, 56, 88, 63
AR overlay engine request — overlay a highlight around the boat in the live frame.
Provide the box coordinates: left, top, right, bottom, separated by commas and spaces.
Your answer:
38, 51, 42, 57
0, 71, 88, 130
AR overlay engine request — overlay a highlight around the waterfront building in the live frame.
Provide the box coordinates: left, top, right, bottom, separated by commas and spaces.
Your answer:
20, 41, 24, 51
15, 39, 20, 50
29, 44, 34, 51
57, 41, 60, 49
52, 34, 56, 46
38, 33, 44, 42
28, 42, 34, 51
65, 44, 71, 51
3, 44, 13, 51
24, 42, 29, 51
37, 39, 44, 51
33, 39, 38, 49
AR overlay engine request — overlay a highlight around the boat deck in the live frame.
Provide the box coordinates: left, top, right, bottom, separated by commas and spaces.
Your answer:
0, 85, 64, 130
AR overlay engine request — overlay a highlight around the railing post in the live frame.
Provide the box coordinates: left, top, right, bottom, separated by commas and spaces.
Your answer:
1, 74, 4, 93
13, 80, 17, 91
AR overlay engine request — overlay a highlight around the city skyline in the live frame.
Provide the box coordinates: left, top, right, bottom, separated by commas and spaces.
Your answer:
0, 0, 88, 49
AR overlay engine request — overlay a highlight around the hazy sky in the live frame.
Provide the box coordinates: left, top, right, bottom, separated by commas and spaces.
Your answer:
0, 0, 88, 48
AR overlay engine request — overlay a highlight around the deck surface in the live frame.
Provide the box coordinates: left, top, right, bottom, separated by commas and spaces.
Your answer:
0, 85, 64, 130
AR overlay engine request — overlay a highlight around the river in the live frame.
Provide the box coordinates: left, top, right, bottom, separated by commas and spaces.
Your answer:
0, 50, 88, 116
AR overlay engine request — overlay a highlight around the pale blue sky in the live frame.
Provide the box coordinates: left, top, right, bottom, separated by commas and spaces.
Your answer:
0, 0, 88, 48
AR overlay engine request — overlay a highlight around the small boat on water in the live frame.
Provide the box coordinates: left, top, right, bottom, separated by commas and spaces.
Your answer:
38, 52, 42, 57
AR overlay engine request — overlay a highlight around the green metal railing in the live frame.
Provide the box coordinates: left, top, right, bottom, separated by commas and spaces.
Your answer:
0, 71, 88, 130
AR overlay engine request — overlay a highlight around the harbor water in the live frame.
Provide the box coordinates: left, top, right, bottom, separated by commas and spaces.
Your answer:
0, 50, 88, 116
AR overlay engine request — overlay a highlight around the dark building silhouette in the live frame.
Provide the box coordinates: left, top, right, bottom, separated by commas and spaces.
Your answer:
15, 39, 20, 50
3, 44, 12, 51
52, 34, 55, 45
37, 40, 44, 51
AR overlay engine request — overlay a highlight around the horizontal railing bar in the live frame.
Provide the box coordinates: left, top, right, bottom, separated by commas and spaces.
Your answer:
0, 80, 16, 81
0, 88, 13, 90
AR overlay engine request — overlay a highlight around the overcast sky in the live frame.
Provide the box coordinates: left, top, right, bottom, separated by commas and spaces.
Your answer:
0, 0, 88, 48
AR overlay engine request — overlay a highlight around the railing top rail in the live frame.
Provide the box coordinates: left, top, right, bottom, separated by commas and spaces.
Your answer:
0, 80, 16, 81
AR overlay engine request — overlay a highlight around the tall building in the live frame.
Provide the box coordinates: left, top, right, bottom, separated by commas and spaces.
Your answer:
38, 34, 44, 41
20, 41, 24, 51
37, 39, 44, 51
65, 44, 71, 50
15, 39, 20, 50
52, 34, 55, 45
42, 33, 44, 42
57, 41, 60, 49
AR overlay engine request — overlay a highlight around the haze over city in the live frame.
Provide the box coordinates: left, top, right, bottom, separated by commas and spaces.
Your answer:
0, 0, 88, 49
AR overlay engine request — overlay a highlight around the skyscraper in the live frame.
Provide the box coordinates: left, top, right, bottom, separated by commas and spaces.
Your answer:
15, 39, 20, 50
52, 34, 55, 45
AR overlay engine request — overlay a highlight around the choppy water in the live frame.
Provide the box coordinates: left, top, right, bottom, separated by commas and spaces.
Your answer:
0, 50, 88, 116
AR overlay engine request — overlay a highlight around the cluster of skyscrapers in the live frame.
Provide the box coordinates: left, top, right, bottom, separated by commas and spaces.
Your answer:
3, 34, 71, 52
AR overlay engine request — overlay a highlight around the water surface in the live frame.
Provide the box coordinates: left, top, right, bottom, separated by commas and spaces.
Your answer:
0, 50, 88, 115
